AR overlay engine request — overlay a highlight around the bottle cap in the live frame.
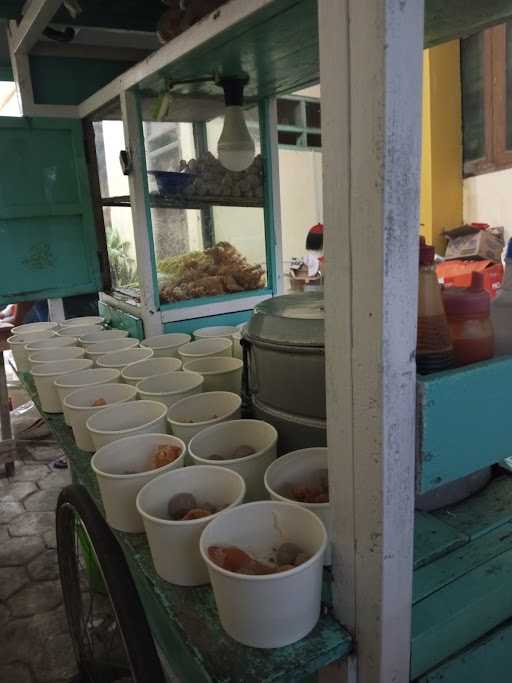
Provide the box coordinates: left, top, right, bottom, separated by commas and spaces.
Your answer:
419, 236, 435, 265
443, 271, 490, 316
506, 238, 512, 260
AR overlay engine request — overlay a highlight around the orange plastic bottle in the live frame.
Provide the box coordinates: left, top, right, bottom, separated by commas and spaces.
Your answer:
442, 271, 494, 367
416, 237, 454, 374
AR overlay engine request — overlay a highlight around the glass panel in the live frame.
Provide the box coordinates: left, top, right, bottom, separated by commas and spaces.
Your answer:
142, 105, 266, 305
305, 100, 321, 129
93, 119, 129, 199
277, 98, 302, 127
278, 130, 302, 146
506, 22, 512, 150
103, 207, 139, 296
0, 81, 21, 116
306, 133, 322, 148
461, 32, 485, 162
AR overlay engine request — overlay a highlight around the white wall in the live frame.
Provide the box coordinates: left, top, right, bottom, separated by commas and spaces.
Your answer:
464, 169, 512, 241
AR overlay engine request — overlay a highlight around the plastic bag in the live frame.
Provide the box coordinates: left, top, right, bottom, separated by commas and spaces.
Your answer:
10, 400, 51, 440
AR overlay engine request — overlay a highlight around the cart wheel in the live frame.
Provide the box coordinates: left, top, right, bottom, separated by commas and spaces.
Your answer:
56, 484, 166, 683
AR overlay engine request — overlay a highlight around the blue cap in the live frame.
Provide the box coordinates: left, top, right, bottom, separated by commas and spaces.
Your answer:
507, 238, 512, 260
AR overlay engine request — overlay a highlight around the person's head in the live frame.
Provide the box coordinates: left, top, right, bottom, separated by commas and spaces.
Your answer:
305, 223, 324, 252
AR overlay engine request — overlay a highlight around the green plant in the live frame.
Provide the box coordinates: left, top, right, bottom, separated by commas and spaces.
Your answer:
106, 227, 137, 287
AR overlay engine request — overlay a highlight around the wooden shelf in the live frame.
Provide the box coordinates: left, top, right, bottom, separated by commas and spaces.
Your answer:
101, 193, 263, 210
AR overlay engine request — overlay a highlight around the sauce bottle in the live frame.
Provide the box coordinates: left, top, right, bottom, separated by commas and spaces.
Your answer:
442, 272, 494, 366
417, 237, 454, 374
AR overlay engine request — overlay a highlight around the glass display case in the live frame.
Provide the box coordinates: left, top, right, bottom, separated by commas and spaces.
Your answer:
88, 89, 277, 334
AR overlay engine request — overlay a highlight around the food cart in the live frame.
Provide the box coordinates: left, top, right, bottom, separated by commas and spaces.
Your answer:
3, 1, 512, 681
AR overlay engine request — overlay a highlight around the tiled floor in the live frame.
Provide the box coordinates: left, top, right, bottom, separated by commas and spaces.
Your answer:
0, 445, 78, 683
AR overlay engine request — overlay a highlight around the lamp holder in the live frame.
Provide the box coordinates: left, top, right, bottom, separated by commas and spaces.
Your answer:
218, 76, 249, 107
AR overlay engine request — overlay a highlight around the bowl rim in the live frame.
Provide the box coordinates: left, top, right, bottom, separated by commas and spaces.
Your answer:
137, 371, 204, 396
86, 400, 168, 435
199, 500, 328, 581
166, 391, 241, 427
188, 419, 278, 466
182, 357, 242, 375
63, 383, 137, 411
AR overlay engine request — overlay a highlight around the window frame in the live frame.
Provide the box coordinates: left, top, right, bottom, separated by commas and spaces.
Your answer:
463, 23, 512, 177
276, 95, 321, 151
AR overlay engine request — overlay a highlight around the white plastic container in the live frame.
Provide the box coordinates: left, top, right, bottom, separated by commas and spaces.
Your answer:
137, 371, 204, 408
167, 392, 241, 444
182, 357, 243, 394
57, 325, 100, 338
25, 336, 77, 354
91, 433, 186, 533
178, 338, 232, 362
60, 316, 104, 327
96, 347, 154, 371
31, 358, 93, 413
28, 347, 85, 368
55, 368, 121, 425
193, 325, 238, 341
121, 357, 182, 386
141, 333, 191, 358
137, 465, 246, 585
85, 337, 139, 363
189, 420, 277, 501
7, 331, 57, 372
12, 321, 59, 336
264, 447, 331, 565
78, 329, 129, 346
200, 501, 327, 648
86, 400, 168, 451
64, 383, 137, 452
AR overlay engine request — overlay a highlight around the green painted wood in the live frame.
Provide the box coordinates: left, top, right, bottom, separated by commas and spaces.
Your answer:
411, 545, 512, 679
0, 65, 13, 81
98, 300, 144, 340
160, 288, 272, 312
17, 371, 352, 682
413, 513, 469, 570
416, 618, 512, 683
425, 0, 512, 48
416, 359, 512, 493
0, 117, 101, 304
413, 520, 512, 604
259, 98, 278, 295
30, 56, 134, 106
433, 476, 512, 540
163, 310, 251, 335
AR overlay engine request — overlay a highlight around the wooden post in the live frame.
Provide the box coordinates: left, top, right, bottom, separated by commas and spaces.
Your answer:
120, 90, 162, 338
319, 1, 424, 681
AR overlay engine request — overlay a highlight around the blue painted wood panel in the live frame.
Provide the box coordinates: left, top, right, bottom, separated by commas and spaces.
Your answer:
416, 358, 512, 493
98, 301, 144, 340
0, 117, 101, 303
416, 618, 512, 682
413, 512, 469, 570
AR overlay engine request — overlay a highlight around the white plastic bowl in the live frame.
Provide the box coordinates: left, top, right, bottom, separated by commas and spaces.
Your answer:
137, 371, 204, 408
78, 329, 129, 346
182, 357, 243, 394
200, 501, 327, 648
96, 347, 154, 370
7, 331, 57, 372
86, 400, 168, 451
167, 392, 242, 445
85, 337, 139, 363
64, 383, 137, 452
58, 325, 100, 338
193, 325, 238, 341
189, 420, 277, 501
178, 338, 232, 361
55, 367, 121, 425
121, 357, 182, 386
12, 321, 59, 336
137, 465, 246, 585
264, 448, 331, 565
141, 333, 191, 358
25, 337, 77, 354
91, 433, 186, 533
31, 358, 93, 413
28, 347, 84, 368
59, 316, 104, 327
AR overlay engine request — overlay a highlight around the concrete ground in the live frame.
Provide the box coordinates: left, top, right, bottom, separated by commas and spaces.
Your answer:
0, 355, 78, 683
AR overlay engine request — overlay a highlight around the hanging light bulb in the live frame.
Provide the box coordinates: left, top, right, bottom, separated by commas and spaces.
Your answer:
217, 77, 255, 172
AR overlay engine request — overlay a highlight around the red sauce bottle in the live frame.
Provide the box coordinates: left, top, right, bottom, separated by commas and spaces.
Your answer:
417, 237, 454, 374
442, 272, 495, 367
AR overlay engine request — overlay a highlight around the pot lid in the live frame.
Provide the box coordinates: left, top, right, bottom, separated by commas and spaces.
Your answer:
246, 292, 324, 347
